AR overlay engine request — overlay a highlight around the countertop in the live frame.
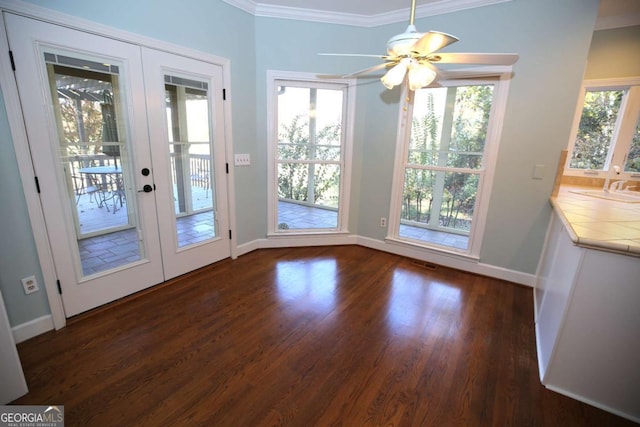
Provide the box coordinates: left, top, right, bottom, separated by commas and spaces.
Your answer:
550, 186, 640, 257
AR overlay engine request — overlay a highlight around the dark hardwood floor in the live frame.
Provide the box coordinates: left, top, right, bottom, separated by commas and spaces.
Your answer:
13, 246, 637, 426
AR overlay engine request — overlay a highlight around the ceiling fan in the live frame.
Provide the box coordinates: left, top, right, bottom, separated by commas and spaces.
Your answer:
320, 0, 518, 91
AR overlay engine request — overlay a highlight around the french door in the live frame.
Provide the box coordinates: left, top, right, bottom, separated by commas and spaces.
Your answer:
5, 14, 230, 316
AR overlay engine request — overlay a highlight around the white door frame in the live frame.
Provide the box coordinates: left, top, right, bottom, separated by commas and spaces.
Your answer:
0, 1, 237, 329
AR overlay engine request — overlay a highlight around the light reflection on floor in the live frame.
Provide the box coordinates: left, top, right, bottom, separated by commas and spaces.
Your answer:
275, 259, 337, 315
387, 268, 462, 338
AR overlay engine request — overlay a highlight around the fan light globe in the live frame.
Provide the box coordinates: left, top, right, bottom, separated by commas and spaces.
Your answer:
381, 59, 410, 89
408, 65, 437, 91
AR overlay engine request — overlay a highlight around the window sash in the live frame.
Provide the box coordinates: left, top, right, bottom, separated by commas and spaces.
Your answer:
266, 71, 355, 235
388, 72, 511, 258
565, 78, 640, 178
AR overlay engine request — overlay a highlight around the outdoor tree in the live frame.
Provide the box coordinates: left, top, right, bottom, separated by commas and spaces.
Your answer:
405, 85, 492, 232
58, 96, 105, 156
406, 92, 438, 223
278, 113, 341, 205
441, 85, 492, 229
570, 90, 624, 170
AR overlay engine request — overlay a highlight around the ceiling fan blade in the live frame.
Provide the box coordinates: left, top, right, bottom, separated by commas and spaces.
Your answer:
429, 52, 519, 65
411, 31, 459, 55
345, 62, 395, 77
317, 62, 395, 79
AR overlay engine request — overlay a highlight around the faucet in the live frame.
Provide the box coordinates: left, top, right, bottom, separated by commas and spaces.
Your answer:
609, 180, 626, 192
604, 165, 621, 192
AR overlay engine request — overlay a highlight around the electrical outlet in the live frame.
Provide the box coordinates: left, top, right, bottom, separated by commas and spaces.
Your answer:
234, 154, 251, 166
21, 275, 39, 294
380, 217, 387, 227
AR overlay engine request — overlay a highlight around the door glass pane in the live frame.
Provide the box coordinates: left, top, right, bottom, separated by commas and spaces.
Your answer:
47, 53, 144, 277
276, 85, 343, 231
165, 76, 216, 247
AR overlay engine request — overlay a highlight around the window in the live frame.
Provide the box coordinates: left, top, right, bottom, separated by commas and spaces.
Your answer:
267, 71, 355, 234
389, 75, 511, 256
566, 78, 640, 178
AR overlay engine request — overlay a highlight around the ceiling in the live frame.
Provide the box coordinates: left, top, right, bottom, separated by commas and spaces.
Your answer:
223, 0, 640, 28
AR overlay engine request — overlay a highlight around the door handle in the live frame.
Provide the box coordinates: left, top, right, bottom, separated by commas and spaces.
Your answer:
138, 184, 154, 193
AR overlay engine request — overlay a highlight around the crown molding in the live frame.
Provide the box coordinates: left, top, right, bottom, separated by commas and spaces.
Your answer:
222, 0, 511, 27
595, 13, 640, 31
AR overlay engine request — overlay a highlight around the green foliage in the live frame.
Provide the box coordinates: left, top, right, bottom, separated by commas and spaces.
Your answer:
277, 114, 341, 205
403, 86, 492, 232
626, 128, 640, 172
570, 90, 623, 170
59, 97, 106, 156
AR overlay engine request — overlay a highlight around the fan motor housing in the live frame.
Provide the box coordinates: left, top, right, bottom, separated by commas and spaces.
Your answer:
387, 25, 423, 56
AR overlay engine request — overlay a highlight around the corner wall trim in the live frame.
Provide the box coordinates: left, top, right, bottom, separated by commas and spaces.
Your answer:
12, 315, 54, 344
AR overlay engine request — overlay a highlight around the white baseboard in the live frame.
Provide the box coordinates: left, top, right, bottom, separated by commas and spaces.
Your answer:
237, 234, 358, 256
236, 235, 536, 287
543, 383, 640, 424
12, 315, 54, 344
236, 239, 261, 257
356, 236, 536, 287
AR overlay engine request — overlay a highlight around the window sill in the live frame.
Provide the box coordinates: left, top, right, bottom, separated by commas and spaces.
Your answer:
385, 236, 480, 263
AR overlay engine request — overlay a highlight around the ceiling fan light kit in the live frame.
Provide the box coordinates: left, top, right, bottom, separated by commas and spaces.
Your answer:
381, 58, 410, 89
319, 0, 518, 92
407, 63, 437, 91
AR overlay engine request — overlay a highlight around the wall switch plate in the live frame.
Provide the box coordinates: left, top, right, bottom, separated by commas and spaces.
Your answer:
234, 154, 251, 166
533, 164, 545, 180
21, 275, 39, 294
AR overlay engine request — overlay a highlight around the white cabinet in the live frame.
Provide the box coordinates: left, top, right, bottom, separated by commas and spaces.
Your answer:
535, 210, 640, 423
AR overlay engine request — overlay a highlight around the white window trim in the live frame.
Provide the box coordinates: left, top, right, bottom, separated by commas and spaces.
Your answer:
387, 68, 513, 259
564, 76, 640, 179
265, 70, 356, 236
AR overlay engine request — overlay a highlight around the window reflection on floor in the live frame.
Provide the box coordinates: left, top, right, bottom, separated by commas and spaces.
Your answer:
275, 259, 337, 314
387, 268, 461, 338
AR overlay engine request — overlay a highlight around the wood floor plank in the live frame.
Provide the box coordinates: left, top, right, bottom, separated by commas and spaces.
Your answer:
12, 246, 637, 426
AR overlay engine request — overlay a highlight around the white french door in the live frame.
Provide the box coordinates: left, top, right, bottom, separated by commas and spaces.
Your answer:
5, 14, 230, 316
142, 48, 230, 279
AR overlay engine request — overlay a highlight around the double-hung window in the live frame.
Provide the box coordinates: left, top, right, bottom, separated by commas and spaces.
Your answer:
388, 75, 510, 256
566, 78, 640, 180
266, 71, 355, 234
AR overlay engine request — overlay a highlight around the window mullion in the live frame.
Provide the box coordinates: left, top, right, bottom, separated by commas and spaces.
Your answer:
430, 87, 457, 228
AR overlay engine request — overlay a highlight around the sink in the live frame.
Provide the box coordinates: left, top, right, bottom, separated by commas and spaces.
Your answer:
569, 189, 640, 203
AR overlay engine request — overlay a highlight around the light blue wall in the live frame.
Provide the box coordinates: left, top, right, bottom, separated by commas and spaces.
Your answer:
0, 87, 50, 325
585, 25, 640, 79
254, 0, 599, 273
0, 0, 602, 327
